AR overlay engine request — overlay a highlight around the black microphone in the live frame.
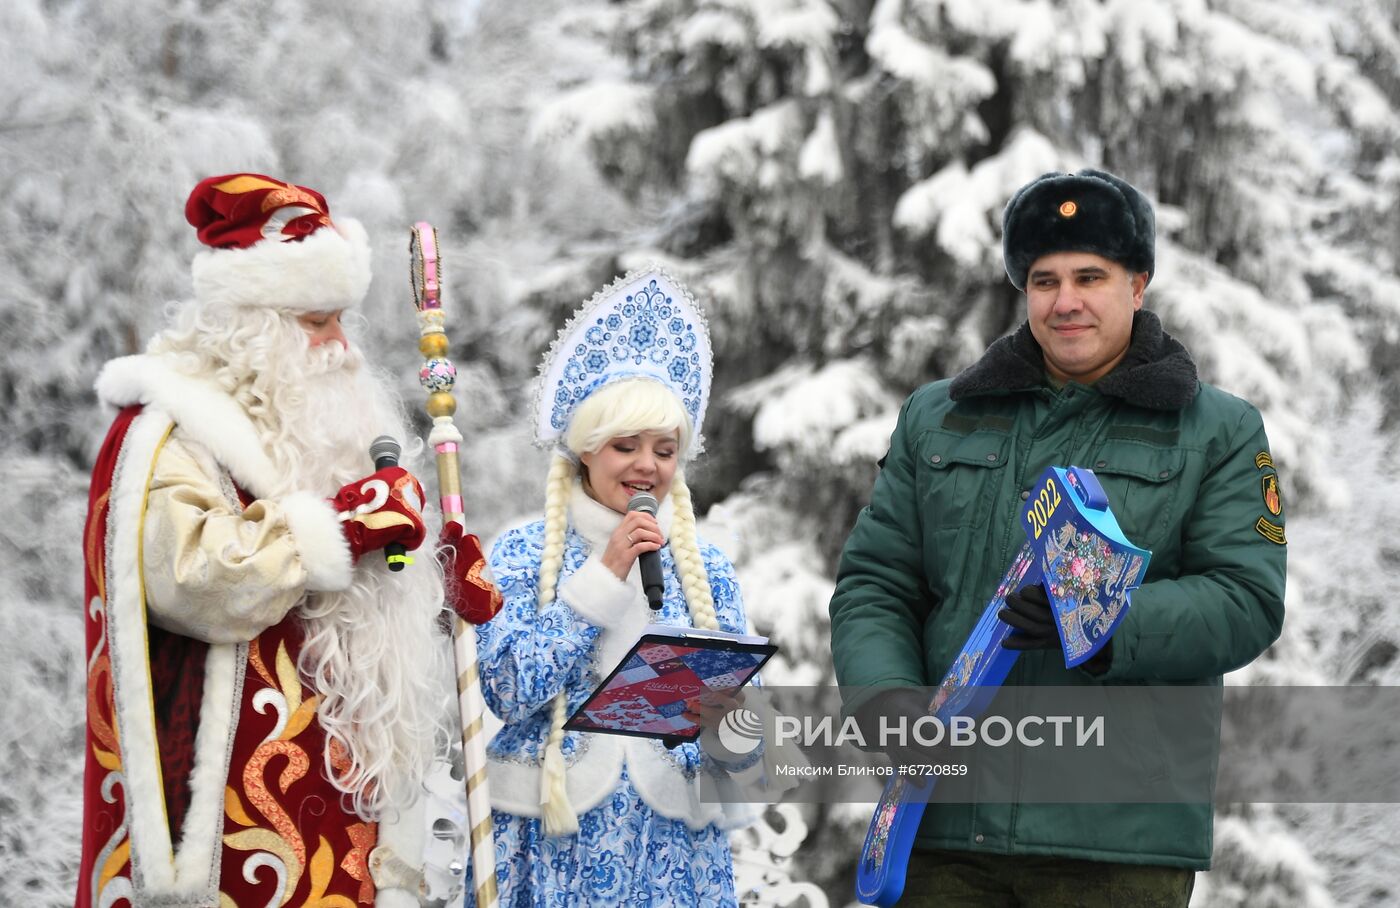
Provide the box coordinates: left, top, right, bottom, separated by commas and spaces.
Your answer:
368, 435, 407, 572
627, 491, 665, 610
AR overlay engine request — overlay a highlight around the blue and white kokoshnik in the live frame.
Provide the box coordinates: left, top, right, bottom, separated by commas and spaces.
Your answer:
535, 266, 713, 454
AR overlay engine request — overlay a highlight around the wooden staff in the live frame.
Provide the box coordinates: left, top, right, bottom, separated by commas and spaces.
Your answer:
409, 222, 498, 907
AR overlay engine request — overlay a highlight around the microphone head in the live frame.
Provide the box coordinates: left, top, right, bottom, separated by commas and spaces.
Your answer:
627, 490, 659, 516
369, 435, 401, 463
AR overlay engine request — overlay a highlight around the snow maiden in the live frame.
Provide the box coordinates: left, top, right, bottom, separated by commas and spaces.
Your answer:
465, 267, 765, 906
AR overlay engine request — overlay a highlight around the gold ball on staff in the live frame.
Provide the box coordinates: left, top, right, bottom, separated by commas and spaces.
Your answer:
426, 391, 457, 418
419, 333, 449, 357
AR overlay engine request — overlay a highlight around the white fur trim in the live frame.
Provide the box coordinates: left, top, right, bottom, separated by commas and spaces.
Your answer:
567, 481, 674, 547
190, 218, 372, 312
281, 491, 354, 591
557, 556, 639, 630
107, 409, 176, 888
97, 355, 282, 499
561, 483, 669, 669
106, 408, 239, 901
98, 355, 357, 590
172, 643, 239, 891
487, 735, 624, 819
483, 735, 756, 832
624, 738, 762, 831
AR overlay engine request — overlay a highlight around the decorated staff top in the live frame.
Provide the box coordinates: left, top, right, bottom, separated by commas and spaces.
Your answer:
408, 223, 459, 414
410, 221, 441, 310
534, 267, 713, 456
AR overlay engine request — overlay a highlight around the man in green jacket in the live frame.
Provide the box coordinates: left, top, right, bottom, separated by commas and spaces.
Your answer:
829, 169, 1286, 906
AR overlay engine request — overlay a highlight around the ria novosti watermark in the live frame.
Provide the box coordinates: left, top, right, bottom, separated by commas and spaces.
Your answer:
773, 713, 1105, 750
693, 684, 1400, 805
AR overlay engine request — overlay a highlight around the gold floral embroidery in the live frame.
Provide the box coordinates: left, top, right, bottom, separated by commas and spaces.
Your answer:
341, 823, 378, 905
275, 640, 303, 715
243, 740, 311, 882
329, 736, 353, 777
97, 839, 130, 892
306, 835, 361, 907
86, 489, 110, 598
261, 185, 326, 215
212, 174, 289, 197
87, 650, 121, 770
250, 636, 319, 741
227, 637, 334, 904
248, 636, 278, 689
282, 694, 320, 742
224, 786, 256, 827
223, 828, 301, 895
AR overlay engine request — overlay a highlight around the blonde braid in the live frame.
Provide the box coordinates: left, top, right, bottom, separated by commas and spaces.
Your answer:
538, 454, 575, 608
538, 453, 579, 835
668, 473, 719, 632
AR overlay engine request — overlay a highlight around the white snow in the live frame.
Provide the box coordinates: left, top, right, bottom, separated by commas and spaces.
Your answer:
5, 0, 1400, 903
727, 359, 900, 455
797, 109, 843, 185
529, 80, 657, 146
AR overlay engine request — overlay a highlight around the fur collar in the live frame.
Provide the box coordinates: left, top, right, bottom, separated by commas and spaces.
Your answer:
948, 309, 1198, 411
95, 354, 284, 499
568, 481, 674, 547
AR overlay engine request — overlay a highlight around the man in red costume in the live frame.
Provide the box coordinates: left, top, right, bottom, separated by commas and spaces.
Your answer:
78, 173, 501, 907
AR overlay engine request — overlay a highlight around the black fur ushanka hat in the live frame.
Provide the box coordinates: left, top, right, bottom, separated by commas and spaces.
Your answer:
1001, 169, 1155, 291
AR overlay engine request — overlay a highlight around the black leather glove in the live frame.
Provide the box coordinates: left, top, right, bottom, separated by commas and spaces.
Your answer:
999, 582, 1113, 675
1000, 582, 1057, 650
853, 688, 949, 771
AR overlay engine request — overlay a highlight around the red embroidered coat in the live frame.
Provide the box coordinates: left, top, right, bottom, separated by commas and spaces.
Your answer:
78, 356, 403, 908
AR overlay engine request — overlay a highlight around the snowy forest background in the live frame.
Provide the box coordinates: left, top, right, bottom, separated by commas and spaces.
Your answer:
3, 0, 1400, 904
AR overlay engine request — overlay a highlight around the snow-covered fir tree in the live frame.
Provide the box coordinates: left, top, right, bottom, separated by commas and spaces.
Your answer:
522, 0, 1400, 902
4, 0, 1400, 904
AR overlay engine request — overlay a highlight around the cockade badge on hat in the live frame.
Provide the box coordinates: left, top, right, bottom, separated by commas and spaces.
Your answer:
535, 266, 713, 455
1001, 168, 1156, 291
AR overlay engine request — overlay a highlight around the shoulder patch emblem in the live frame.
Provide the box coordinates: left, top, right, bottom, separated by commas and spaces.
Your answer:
1261, 473, 1282, 516
1255, 516, 1287, 545
1255, 451, 1274, 470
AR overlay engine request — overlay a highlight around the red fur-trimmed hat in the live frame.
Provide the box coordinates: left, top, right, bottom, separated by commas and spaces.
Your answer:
184, 173, 371, 311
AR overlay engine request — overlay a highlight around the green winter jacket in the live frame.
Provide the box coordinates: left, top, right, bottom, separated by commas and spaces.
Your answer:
829, 310, 1286, 869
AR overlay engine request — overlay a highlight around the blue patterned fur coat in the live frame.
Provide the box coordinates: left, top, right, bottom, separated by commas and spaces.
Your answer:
477, 482, 763, 829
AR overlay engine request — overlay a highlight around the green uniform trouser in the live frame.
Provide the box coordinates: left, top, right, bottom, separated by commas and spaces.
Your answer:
899, 850, 1194, 907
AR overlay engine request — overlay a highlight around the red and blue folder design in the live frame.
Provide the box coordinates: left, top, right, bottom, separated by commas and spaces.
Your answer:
566, 633, 773, 740
855, 465, 1152, 906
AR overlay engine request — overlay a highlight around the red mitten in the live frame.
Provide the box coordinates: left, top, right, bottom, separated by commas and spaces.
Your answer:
332, 467, 427, 561
440, 521, 503, 624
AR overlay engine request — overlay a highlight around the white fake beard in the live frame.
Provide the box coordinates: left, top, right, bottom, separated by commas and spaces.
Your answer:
236, 330, 451, 820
